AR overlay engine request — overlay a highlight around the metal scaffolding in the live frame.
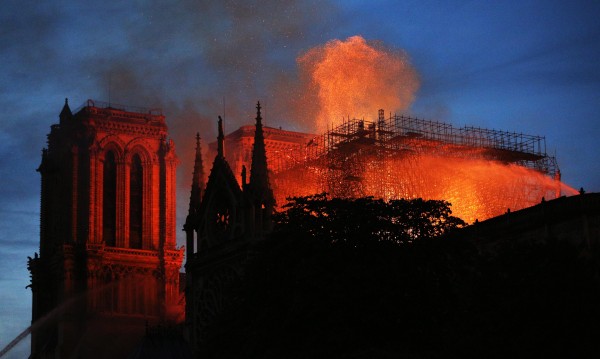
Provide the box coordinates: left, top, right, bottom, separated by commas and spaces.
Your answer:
302, 111, 558, 177
270, 111, 565, 223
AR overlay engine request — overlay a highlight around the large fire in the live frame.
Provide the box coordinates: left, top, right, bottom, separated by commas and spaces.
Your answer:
210, 36, 577, 224
298, 36, 419, 133
261, 111, 578, 224
271, 149, 577, 224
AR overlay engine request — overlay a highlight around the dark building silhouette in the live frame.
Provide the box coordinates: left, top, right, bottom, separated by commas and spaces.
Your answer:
26, 98, 599, 358
28, 99, 184, 358
459, 192, 600, 248
184, 102, 275, 355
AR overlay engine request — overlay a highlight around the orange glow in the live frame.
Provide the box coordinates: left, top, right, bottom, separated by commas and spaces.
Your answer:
271, 153, 577, 224
209, 36, 575, 225
298, 36, 419, 133
219, 120, 575, 224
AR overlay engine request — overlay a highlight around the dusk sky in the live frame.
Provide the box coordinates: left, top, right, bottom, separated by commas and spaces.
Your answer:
1, 1, 599, 356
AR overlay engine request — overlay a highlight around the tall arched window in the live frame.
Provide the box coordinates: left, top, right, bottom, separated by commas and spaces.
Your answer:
129, 154, 143, 249
103, 151, 117, 247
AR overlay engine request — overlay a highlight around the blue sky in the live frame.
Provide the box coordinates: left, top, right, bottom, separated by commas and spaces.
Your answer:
1, 0, 599, 356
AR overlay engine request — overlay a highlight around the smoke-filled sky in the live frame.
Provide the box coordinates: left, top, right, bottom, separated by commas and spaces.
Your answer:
1, 0, 599, 356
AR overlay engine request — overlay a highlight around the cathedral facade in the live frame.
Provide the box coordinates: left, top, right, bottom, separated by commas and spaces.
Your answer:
29, 99, 276, 357
184, 102, 275, 355
28, 99, 184, 358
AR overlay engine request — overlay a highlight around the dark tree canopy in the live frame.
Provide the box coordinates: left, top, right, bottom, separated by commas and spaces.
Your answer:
275, 193, 466, 245
199, 195, 600, 358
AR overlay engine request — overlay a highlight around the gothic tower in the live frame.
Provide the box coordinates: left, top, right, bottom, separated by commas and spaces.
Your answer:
246, 101, 276, 237
183, 132, 205, 328
29, 99, 184, 358
184, 102, 275, 355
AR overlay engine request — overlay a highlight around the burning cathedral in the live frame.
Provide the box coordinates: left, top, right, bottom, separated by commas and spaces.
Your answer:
28, 97, 576, 357
28, 99, 277, 358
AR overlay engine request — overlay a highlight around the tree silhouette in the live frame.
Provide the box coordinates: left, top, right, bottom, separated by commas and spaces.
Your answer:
274, 193, 465, 246
198, 195, 600, 358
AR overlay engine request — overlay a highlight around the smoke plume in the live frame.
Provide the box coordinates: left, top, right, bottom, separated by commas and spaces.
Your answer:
82, 0, 339, 244
296, 36, 420, 133
39, 1, 419, 246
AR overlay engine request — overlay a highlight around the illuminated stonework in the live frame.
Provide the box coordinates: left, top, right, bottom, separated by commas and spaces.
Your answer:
208, 124, 314, 187
29, 99, 183, 358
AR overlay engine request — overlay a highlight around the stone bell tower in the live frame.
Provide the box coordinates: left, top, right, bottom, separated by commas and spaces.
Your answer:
28, 99, 184, 358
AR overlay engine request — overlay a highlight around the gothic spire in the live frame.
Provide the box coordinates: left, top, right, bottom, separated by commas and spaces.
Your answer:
188, 132, 205, 214
249, 101, 274, 206
59, 98, 72, 122
217, 116, 225, 157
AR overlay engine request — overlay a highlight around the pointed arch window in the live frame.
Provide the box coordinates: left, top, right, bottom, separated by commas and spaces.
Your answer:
129, 154, 143, 249
103, 151, 117, 247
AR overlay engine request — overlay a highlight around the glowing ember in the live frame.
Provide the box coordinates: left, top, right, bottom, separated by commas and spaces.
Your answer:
298, 36, 419, 133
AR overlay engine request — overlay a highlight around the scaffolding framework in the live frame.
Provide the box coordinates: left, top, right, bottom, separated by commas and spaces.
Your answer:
270, 111, 565, 223
302, 113, 558, 177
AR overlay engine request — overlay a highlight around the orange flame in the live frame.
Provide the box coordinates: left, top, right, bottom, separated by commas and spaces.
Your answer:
271, 153, 578, 224
298, 36, 419, 133
203, 36, 578, 225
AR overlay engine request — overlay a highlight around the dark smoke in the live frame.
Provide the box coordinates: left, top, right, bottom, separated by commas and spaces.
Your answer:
81, 0, 338, 247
